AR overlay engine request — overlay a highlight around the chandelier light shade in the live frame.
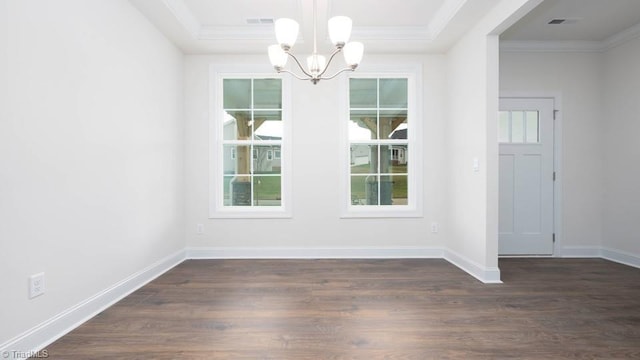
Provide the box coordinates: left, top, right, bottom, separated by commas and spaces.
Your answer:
343, 41, 364, 66
327, 16, 352, 47
268, 0, 364, 85
274, 18, 299, 50
268, 44, 288, 68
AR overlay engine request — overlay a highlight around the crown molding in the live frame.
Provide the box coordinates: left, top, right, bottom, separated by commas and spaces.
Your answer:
352, 26, 432, 42
501, 22, 640, 53
602, 21, 640, 50
500, 40, 602, 53
162, 0, 200, 38
427, 0, 468, 40
198, 26, 275, 41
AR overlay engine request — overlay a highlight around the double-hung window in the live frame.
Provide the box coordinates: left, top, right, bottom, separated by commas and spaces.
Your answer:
342, 70, 422, 217
211, 72, 291, 218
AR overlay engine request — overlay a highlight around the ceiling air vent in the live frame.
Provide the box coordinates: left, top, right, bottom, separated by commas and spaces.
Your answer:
547, 18, 580, 25
246, 18, 274, 25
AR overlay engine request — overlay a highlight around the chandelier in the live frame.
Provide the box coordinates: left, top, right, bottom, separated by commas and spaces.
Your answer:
267, 0, 364, 85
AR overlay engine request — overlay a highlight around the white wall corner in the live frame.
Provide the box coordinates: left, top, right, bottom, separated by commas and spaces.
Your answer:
0, 249, 186, 359
444, 249, 502, 284
186, 246, 445, 260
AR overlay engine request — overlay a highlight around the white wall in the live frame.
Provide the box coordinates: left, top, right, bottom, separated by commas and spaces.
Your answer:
445, 30, 494, 271
0, 0, 184, 348
444, 0, 539, 281
602, 36, 640, 256
499, 51, 604, 251
184, 54, 446, 251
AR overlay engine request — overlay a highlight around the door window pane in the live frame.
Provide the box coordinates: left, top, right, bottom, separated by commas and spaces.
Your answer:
511, 111, 525, 143
499, 111, 510, 143
526, 111, 540, 143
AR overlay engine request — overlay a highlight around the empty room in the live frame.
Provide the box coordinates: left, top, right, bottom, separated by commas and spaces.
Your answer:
1, 0, 639, 358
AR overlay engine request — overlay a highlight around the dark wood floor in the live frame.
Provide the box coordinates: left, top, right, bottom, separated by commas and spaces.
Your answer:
41, 258, 640, 359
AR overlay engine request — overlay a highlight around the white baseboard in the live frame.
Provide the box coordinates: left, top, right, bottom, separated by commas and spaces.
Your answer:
0, 249, 186, 360
186, 246, 445, 259
560, 246, 640, 269
559, 246, 602, 258
601, 247, 640, 269
186, 246, 502, 284
445, 249, 502, 284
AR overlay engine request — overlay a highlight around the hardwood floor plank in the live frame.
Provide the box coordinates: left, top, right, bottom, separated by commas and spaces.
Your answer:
39, 259, 640, 359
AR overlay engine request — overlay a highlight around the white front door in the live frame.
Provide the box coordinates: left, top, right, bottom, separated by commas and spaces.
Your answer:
499, 98, 554, 255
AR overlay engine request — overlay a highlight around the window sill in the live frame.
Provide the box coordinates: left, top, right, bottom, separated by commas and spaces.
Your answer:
209, 207, 292, 219
340, 206, 423, 219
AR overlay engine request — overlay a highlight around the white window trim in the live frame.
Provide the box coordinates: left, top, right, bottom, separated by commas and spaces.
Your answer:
339, 65, 423, 218
209, 65, 292, 218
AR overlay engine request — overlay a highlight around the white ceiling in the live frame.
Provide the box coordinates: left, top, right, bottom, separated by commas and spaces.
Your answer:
130, 0, 640, 55
129, 0, 503, 54
501, 0, 640, 43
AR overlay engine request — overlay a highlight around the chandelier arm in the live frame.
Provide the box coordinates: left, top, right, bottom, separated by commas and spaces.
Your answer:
287, 52, 314, 78
318, 66, 357, 81
316, 48, 343, 78
277, 68, 312, 81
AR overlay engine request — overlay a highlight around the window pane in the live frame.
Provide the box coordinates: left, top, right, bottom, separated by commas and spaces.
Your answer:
379, 144, 392, 174
223, 111, 251, 140
223, 79, 251, 109
526, 111, 540, 143
253, 79, 281, 109
253, 176, 281, 206
223, 176, 233, 206
350, 78, 377, 108
224, 145, 250, 175
499, 111, 510, 143
349, 110, 377, 140
379, 78, 407, 108
390, 175, 408, 205
350, 175, 369, 206
350, 144, 378, 174
511, 111, 525, 143
227, 176, 252, 206
389, 145, 408, 172
253, 112, 282, 139
253, 145, 281, 174
381, 110, 407, 139
365, 175, 386, 205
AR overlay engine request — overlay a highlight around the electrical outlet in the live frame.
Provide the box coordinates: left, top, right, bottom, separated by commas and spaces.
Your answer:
431, 222, 439, 233
29, 273, 45, 299
196, 223, 204, 235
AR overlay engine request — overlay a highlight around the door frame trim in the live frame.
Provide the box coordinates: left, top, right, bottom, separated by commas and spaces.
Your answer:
499, 92, 563, 257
